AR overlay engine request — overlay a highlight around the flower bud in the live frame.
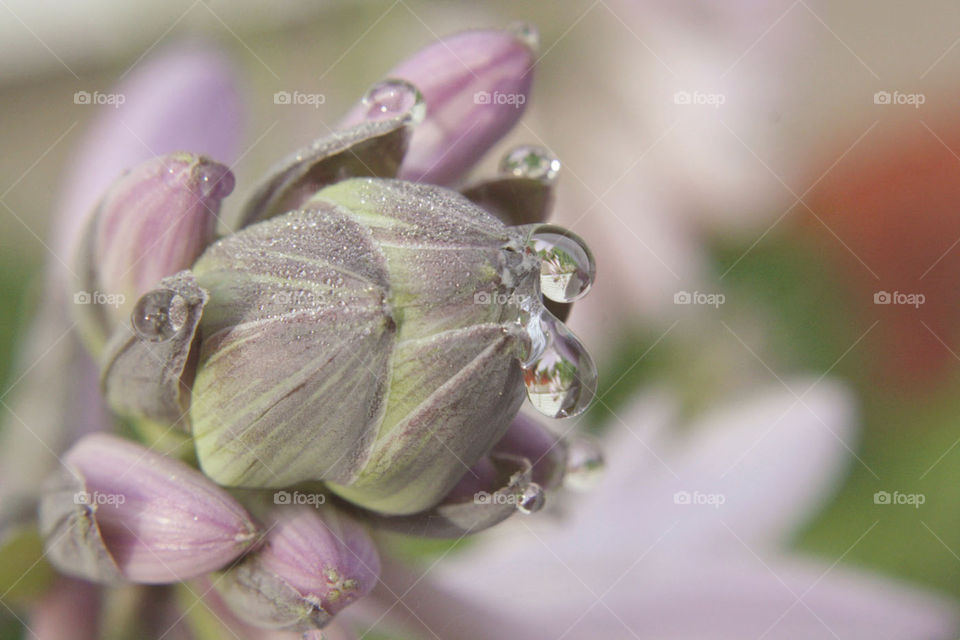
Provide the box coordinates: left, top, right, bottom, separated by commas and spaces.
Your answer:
189, 178, 537, 514
72, 153, 234, 352
215, 505, 378, 632
340, 28, 536, 185
39, 434, 258, 584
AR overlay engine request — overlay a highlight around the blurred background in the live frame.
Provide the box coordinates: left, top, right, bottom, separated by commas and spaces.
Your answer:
3, 0, 960, 635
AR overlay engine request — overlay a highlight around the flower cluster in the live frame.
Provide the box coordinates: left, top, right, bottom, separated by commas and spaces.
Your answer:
0, 25, 602, 638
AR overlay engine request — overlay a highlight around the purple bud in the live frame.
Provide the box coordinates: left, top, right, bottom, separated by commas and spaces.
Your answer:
341, 28, 535, 185
72, 153, 234, 351
39, 434, 258, 584
216, 504, 379, 631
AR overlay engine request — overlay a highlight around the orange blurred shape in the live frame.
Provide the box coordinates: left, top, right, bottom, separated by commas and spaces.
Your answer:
803, 116, 960, 391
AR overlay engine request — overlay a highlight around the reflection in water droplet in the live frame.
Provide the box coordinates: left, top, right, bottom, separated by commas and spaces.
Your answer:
507, 21, 540, 52
564, 436, 605, 491
361, 78, 426, 124
521, 311, 597, 418
131, 289, 188, 342
499, 145, 560, 184
517, 293, 547, 367
516, 482, 545, 515
529, 225, 595, 303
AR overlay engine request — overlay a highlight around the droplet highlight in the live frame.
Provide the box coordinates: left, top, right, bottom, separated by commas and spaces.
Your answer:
521, 311, 597, 418
529, 225, 595, 303
500, 145, 560, 184
507, 21, 540, 52
131, 289, 188, 342
361, 78, 426, 125
564, 436, 605, 491
516, 482, 545, 515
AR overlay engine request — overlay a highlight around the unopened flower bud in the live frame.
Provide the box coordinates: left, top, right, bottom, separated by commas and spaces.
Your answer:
341, 27, 536, 185
189, 178, 538, 514
215, 504, 378, 632
72, 153, 234, 352
39, 434, 258, 584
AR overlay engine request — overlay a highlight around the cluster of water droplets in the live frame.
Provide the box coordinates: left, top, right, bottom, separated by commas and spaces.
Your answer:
360, 78, 426, 125
496, 146, 598, 420
131, 288, 188, 342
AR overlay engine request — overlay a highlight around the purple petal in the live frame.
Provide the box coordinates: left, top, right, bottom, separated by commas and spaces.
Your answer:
340, 29, 534, 185
39, 433, 258, 584
216, 504, 379, 631
73, 153, 233, 349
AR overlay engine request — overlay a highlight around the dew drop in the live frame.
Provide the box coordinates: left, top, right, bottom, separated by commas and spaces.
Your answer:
194, 161, 235, 199
521, 312, 597, 418
361, 78, 426, 124
131, 289, 188, 342
500, 145, 560, 184
529, 225, 595, 302
516, 482, 545, 515
564, 436, 605, 491
507, 21, 540, 52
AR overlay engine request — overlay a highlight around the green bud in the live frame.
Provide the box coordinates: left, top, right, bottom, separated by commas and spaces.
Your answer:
189, 178, 536, 514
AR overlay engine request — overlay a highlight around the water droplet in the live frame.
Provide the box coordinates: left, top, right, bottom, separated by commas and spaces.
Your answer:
194, 161, 235, 199
564, 436, 605, 491
516, 482, 545, 514
521, 312, 597, 418
361, 79, 426, 124
500, 145, 560, 184
507, 21, 540, 52
528, 225, 595, 302
131, 289, 188, 342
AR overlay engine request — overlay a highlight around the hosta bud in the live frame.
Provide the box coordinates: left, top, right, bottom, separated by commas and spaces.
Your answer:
189, 178, 538, 514
340, 27, 536, 185
72, 153, 234, 352
184, 176, 596, 514
215, 505, 378, 632
39, 434, 258, 584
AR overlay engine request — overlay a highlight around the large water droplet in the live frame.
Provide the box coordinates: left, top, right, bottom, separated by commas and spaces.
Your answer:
564, 436, 605, 491
516, 482, 545, 515
529, 225, 595, 303
522, 312, 597, 418
361, 79, 426, 124
507, 21, 540, 52
500, 145, 560, 184
131, 289, 188, 342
